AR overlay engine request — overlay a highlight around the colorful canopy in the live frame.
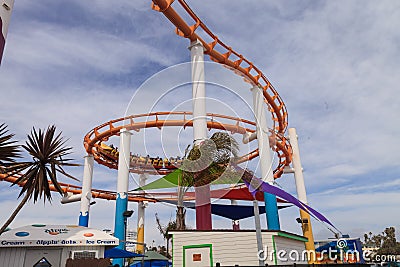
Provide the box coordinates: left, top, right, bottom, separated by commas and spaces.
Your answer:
178, 187, 279, 202
134, 169, 183, 191
146, 186, 283, 202
160, 199, 291, 220
130, 251, 171, 267
243, 177, 336, 228
132, 169, 242, 191
105, 248, 144, 258
136, 164, 336, 229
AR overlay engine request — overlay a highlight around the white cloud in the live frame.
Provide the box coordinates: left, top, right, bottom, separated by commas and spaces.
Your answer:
0, 0, 399, 247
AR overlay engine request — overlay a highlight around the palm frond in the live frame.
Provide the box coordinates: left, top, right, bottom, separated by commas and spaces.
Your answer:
210, 132, 239, 162
56, 165, 80, 182
0, 124, 21, 165
181, 131, 240, 187
8, 125, 77, 202
0, 125, 79, 234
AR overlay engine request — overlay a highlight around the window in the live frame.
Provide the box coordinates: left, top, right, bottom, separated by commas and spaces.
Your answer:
33, 257, 51, 267
72, 250, 98, 259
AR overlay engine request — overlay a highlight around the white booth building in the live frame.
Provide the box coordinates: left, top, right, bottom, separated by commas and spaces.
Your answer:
170, 230, 308, 267
0, 224, 118, 267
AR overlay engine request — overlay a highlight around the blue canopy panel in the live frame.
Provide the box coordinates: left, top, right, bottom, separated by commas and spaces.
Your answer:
105, 247, 145, 258
130, 261, 172, 267
159, 200, 291, 220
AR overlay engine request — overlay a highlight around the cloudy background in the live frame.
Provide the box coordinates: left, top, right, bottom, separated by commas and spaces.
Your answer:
1, 0, 399, 247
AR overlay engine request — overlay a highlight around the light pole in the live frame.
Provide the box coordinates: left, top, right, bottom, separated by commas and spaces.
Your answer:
122, 210, 134, 267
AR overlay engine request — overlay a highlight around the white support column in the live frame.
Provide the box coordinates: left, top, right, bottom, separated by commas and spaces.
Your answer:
0, 0, 15, 64
190, 39, 208, 145
0, 0, 14, 40
113, 128, 132, 267
251, 85, 274, 183
288, 128, 308, 203
242, 131, 258, 144
189, 39, 212, 230
62, 193, 82, 204
78, 154, 94, 227
251, 85, 280, 230
288, 128, 316, 258
136, 173, 147, 254
116, 128, 132, 197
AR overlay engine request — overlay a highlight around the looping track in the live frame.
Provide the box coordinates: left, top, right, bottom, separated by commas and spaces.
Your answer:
151, 0, 288, 134
83, 111, 291, 179
0, 174, 157, 203
1, 1, 293, 204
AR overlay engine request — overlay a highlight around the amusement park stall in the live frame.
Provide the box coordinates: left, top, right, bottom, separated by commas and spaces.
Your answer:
0, 224, 118, 267
169, 230, 308, 266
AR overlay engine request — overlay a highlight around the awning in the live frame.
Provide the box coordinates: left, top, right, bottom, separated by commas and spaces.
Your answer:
243, 175, 337, 229
130, 261, 171, 267
137, 169, 183, 190
133, 168, 242, 191
151, 186, 281, 202
104, 248, 144, 259
160, 200, 291, 220
130, 251, 171, 267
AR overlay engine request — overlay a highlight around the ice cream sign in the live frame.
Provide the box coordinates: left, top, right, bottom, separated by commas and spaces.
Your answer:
44, 228, 69, 235
0, 225, 118, 248
0, 239, 117, 247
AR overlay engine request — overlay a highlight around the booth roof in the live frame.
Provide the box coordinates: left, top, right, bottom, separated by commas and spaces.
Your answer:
105, 247, 144, 258
0, 224, 118, 247
132, 251, 169, 261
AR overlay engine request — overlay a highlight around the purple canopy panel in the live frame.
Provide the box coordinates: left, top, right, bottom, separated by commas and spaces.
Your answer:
244, 177, 335, 228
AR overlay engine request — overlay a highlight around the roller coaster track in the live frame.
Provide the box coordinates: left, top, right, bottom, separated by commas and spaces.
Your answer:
0, 174, 156, 203
84, 111, 291, 179
151, 0, 288, 134
0, 2, 293, 204
0, 174, 270, 203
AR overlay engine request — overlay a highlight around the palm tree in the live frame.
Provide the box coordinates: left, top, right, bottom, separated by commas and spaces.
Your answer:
155, 213, 179, 259
182, 131, 239, 187
0, 125, 78, 234
0, 123, 21, 171
176, 180, 187, 230
177, 131, 240, 229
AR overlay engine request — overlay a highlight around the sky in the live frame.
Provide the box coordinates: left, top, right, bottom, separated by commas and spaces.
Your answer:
1, 0, 400, 248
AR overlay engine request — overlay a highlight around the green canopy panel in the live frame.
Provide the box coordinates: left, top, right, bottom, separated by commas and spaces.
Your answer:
132, 169, 243, 191
135, 169, 183, 191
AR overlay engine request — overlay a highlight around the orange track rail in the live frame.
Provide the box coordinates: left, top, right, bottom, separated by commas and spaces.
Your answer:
0, 174, 284, 203
84, 111, 291, 178
151, 0, 288, 134
0, 174, 157, 203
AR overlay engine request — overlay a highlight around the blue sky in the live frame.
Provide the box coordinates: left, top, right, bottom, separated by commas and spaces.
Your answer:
1, 0, 400, 246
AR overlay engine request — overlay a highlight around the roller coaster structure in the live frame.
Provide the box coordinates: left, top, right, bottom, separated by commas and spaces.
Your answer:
84, 111, 291, 178
0, 0, 318, 263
